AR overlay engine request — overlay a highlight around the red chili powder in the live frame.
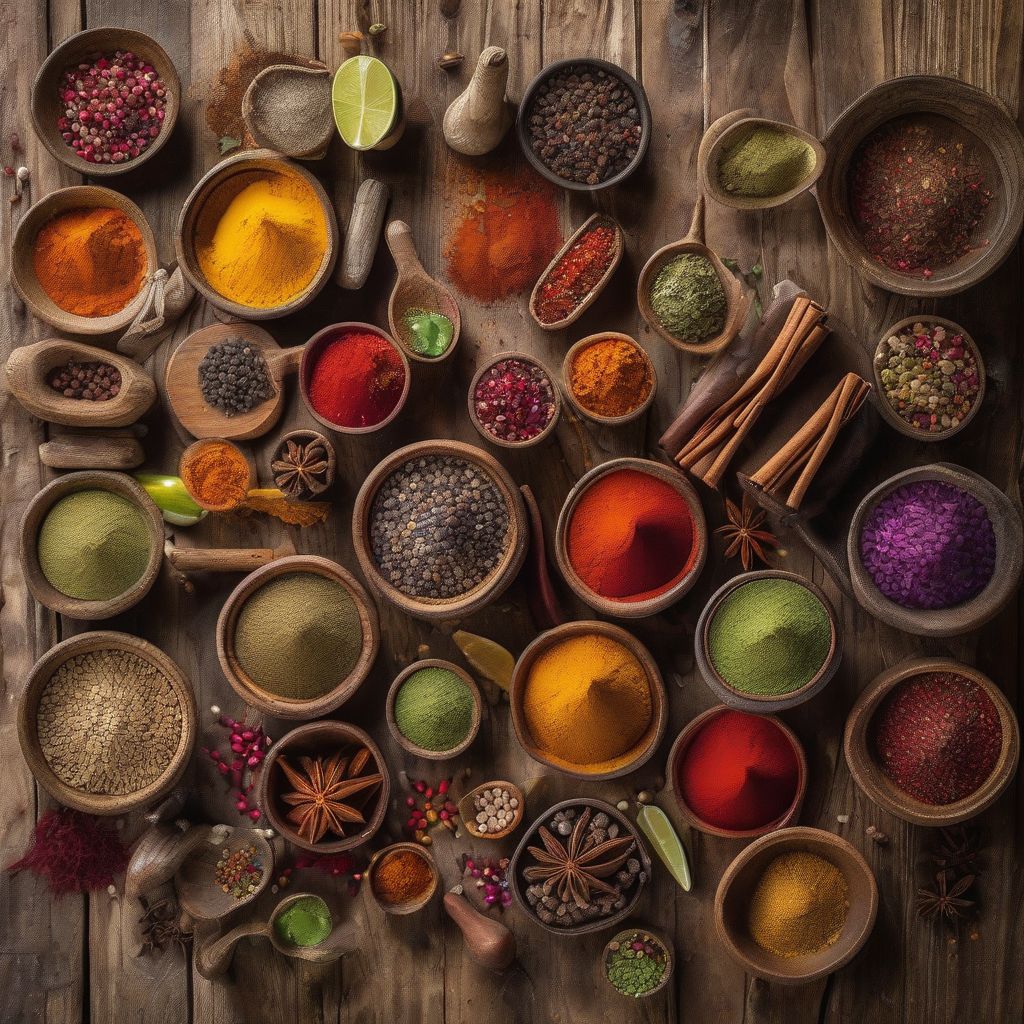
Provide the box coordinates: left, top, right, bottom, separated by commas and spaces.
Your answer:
566, 469, 698, 602
308, 330, 405, 428
676, 710, 800, 831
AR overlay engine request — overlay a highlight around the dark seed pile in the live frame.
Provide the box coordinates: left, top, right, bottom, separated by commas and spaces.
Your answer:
48, 360, 122, 401
526, 64, 643, 185
369, 455, 510, 600
198, 339, 274, 416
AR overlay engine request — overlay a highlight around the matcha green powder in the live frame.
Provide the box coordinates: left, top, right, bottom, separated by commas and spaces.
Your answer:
649, 253, 727, 343
394, 666, 474, 752
718, 126, 817, 198
274, 895, 332, 947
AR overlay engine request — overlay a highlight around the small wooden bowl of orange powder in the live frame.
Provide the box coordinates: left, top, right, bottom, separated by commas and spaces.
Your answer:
367, 842, 439, 915
179, 438, 254, 512
562, 332, 657, 426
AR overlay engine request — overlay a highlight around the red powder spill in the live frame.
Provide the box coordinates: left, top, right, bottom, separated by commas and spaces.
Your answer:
308, 330, 406, 428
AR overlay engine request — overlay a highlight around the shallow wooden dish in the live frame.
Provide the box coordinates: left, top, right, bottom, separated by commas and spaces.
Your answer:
216, 554, 380, 720
20, 470, 164, 620
257, 721, 389, 854
554, 457, 706, 618
666, 704, 807, 839
694, 570, 842, 712
17, 630, 196, 815
31, 27, 180, 178
179, 437, 255, 512
561, 332, 657, 426
175, 149, 338, 320
176, 828, 274, 921
385, 659, 483, 760
870, 316, 985, 441
366, 842, 440, 915
242, 64, 333, 159
509, 620, 667, 781
509, 798, 652, 936
458, 780, 526, 841
601, 927, 673, 999
846, 463, 1023, 637
817, 76, 1024, 297
271, 429, 336, 498
6, 338, 156, 427
467, 350, 561, 450
529, 213, 624, 330
352, 439, 528, 622
11, 186, 158, 335
843, 657, 1019, 826
714, 826, 878, 984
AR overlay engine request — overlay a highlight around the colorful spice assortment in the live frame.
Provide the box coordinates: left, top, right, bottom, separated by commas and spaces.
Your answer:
274, 894, 332, 947
180, 439, 250, 509
403, 776, 459, 844
649, 253, 726, 343
47, 360, 121, 401
471, 786, 519, 835
604, 930, 669, 997
402, 308, 454, 358
717, 126, 816, 197
393, 666, 475, 752
462, 854, 512, 909
567, 336, 653, 418
473, 357, 557, 444
371, 848, 435, 907
215, 843, 264, 899
534, 221, 618, 324
198, 339, 274, 416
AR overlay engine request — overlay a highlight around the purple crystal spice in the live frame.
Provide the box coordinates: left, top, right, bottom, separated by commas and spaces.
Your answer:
859, 480, 995, 609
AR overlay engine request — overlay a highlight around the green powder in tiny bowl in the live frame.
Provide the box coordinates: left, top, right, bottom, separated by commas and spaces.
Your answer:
393, 666, 475, 752
717, 126, 817, 198
403, 308, 454, 358
707, 578, 832, 696
274, 895, 332, 947
604, 929, 670, 998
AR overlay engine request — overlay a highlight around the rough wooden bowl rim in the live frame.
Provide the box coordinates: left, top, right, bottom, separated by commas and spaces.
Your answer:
509, 620, 668, 781
385, 658, 483, 760
174, 148, 339, 320
270, 428, 336, 498
843, 656, 1020, 826
870, 315, 986, 441
179, 437, 254, 512
846, 463, 1023, 637
351, 439, 528, 622
601, 925, 674, 999
457, 779, 526, 841
694, 569, 842, 712
509, 797, 652, 936
242, 64, 333, 158
216, 554, 381, 720
17, 630, 196, 815
366, 841, 440, 915
467, 350, 562, 450
560, 332, 657, 426
666, 704, 808, 839
31, 27, 181, 178
257, 720, 389, 853
553, 457, 707, 618
20, 470, 165, 620
175, 828, 275, 921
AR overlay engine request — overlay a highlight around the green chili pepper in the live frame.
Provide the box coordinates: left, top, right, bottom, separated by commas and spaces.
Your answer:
134, 474, 207, 527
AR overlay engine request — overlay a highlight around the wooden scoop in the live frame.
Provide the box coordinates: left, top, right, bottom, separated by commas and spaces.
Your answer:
385, 220, 461, 363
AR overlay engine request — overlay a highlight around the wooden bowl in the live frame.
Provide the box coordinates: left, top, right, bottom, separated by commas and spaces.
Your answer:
176, 828, 274, 921
31, 27, 180, 177
509, 798, 652, 936
270, 429, 336, 498
817, 76, 1024, 297
843, 657, 1019, 826
17, 630, 196, 815
529, 213, 624, 330
298, 321, 411, 435
11, 185, 158, 335
870, 316, 985, 441
366, 842, 440, 915
554, 457, 706, 618
601, 927, 673, 999
846, 463, 1023, 637
561, 332, 657, 427
20, 470, 164, 620
257, 721, 389, 853
385, 659, 483, 760
509, 620, 667, 781
175, 149, 338, 320
242, 65, 333, 159
467, 350, 561, 450
694, 570, 842, 712
5, 338, 156, 427
352, 439, 528, 622
458, 780, 526, 841
216, 554, 380, 720
179, 437, 255, 512
666, 704, 807, 839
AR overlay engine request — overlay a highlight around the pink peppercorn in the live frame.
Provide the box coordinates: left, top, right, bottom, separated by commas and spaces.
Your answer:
473, 357, 557, 444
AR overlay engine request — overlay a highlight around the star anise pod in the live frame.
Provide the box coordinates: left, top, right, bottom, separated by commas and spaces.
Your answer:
916, 872, 975, 927
715, 493, 779, 570
271, 437, 331, 497
929, 825, 982, 878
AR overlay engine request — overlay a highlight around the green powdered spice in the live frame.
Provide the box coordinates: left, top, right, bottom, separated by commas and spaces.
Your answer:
37, 489, 151, 601
605, 930, 669, 997
718, 127, 817, 198
649, 253, 726, 343
707, 578, 831, 695
274, 895, 332, 947
403, 308, 454, 357
393, 666, 474, 752
234, 572, 362, 700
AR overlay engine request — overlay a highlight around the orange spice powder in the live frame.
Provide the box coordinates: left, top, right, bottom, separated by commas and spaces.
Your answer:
180, 440, 250, 510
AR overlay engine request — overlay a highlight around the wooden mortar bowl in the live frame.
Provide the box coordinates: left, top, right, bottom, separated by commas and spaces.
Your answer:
554, 457, 706, 618
20, 470, 164, 620
175, 828, 275, 921
467, 350, 562, 450
352, 439, 528, 622
12, 185, 158, 335
270, 429, 336, 498
843, 657, 1019, 827
694, 569, 842, 713
601, 926, 674, 999
179, 437, 255, 512
509, 620, 667, 781
175, 149, 339, 320
17, 630, 196, 815
458, 780, 526, 841
216, 554, 380, 720
561, 332, 657, 427
366, 842, 440, 915
714, 826, 878, 984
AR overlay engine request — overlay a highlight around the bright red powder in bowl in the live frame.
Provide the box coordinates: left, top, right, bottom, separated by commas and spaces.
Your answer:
308, 330, 406, 428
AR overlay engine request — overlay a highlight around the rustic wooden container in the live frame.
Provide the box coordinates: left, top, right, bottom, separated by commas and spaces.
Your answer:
601, 927, 674, 999
179, 437, 255, 512
174, 828, 275, 921
561, 332, 656, 427
270, 429, 336, 498
366, 842, 440, 915
467, 350, 562, 450
458, 780, 526, 841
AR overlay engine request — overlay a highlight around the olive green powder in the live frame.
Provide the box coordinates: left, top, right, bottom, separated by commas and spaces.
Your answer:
649, 253, 727, 343
234, 572, 363, 701
718, 126, 817, 198
393, 667, 474, 752
707, 579, 832, 695
37, 489, 151, 601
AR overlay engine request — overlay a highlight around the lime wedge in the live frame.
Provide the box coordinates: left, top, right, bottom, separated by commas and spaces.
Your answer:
332, 56, 398, 151
453, 630, 514, 692
636, 804, 693, 892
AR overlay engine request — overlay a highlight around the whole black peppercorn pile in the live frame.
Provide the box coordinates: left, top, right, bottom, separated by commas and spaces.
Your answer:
527, 64, 643, 185
198, 339, 274, 417
48, 360, 122, 401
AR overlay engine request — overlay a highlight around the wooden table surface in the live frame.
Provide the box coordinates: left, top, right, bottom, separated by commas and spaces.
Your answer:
2, 1, 1021, 1022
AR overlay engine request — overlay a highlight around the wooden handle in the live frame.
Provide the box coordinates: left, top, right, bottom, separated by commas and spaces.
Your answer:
443, 892, 516, 971
164, 546, 279, 573
195, 920, 269, 979
682, 194, 706, 245
265, 345, 305, 377
386, 220, 426, 277
39, 432, 145, 470
336, 179, 390, 289
126, 824, 231, 899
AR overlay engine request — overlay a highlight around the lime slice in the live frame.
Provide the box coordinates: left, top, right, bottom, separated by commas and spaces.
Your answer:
332, 56, 398, 151
636, 804, 693, 892
453, 630, 514, 691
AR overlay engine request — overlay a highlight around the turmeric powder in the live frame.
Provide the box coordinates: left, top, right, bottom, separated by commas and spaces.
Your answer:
180, 440, 250, 510
569, 336, 654, 418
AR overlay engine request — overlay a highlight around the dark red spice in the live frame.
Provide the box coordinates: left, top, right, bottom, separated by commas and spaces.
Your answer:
473, 357, 556, 444
871, 672, 1002, 805
534, 223, 617, 324
48, 360, 121, 400
309, 330, 406, 429
202, 713, 270, 821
